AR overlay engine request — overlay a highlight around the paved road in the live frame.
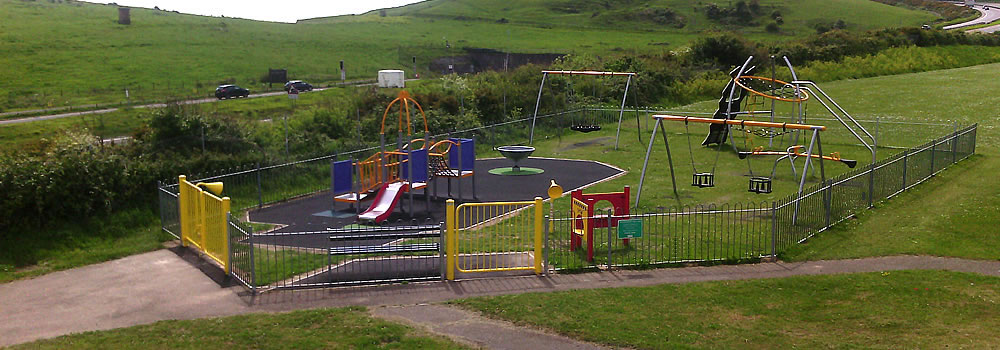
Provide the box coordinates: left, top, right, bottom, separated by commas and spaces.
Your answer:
943, 3, 1000, 30
0, 88, 322, 126
0, 78, 420, 126
4, 249, 1000, 347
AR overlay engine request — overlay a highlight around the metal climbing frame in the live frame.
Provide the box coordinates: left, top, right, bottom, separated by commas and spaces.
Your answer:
529, 70, 639, 150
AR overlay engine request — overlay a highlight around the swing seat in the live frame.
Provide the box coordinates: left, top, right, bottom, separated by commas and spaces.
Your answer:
748, 176, 772, 194
692, 172, 715, 188
571, 125, 602, 133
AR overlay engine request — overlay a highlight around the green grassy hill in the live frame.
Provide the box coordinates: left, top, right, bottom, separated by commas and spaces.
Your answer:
335, 0, 936, 35
0, 0, 936, 112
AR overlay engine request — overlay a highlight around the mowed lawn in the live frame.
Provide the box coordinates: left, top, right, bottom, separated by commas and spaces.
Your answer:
7, 307, 468, 349
456, 270, 1000, 349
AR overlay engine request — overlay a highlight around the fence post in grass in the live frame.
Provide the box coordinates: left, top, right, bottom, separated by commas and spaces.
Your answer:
952, 122, 958, 165
901, 149, 908, 192
930, 137, 936, 177
770, 201, 778, 257
256, 162, 263, 209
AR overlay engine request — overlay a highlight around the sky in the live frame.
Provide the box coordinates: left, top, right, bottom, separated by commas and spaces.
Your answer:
82, 0, 424, 23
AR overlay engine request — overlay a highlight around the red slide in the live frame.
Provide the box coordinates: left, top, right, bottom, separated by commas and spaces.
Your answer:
358, 181, 409, 223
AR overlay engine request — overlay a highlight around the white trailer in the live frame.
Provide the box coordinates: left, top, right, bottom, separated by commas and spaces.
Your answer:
377, 70, 405, 88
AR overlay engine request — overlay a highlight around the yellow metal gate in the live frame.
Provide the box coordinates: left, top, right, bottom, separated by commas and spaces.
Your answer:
445, 198, 543, 280
178, 175, 231, 273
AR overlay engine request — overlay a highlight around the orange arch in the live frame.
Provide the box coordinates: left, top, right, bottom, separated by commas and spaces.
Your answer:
380, 90, 429, 137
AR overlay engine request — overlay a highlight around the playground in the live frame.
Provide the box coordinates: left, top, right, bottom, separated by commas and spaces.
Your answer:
160, 57, 978, 293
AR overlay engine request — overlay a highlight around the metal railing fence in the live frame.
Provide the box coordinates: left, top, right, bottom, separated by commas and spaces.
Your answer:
228, 216, 445, 293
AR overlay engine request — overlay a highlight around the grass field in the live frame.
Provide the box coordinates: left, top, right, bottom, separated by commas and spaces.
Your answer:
8, 307, 467, 349
456, 270, 1000, 349
0, 0, 936, 111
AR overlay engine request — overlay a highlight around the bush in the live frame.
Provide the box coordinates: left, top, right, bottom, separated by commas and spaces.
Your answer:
689, 33, 763, 67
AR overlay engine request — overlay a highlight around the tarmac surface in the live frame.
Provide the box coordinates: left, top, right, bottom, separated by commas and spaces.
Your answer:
249, 157, 624, 238
4, 249, 1000, 347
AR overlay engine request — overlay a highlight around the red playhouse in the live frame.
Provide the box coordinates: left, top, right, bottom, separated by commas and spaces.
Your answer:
571, 186, 630, 262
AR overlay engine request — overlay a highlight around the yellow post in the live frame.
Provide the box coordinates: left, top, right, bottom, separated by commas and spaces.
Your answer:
533, 196, 543, 275
198, 186, 207, 251
446, 199, 456, 281
178, 175, 188, 247
221, 197, 231, 274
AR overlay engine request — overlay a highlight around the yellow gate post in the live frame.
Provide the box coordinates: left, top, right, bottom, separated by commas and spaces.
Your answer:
533, 197, 543, 275
446, 199, 456, 281
221, 197, 231, 273
178, 175, 189, 247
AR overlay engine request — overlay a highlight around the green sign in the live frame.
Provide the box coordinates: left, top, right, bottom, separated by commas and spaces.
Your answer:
617, 219, 643, 239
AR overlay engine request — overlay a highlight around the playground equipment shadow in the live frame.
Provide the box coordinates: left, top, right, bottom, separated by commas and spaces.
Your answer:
248, 157, 623, 249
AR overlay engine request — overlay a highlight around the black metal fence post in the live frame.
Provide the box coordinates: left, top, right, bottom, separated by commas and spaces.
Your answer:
951, 129, 958, 165
930, 137, 936, 176
256, 162, 263, 209
770, 201, 777, 257
607, 209, 613, 269
901, 149, 908, 192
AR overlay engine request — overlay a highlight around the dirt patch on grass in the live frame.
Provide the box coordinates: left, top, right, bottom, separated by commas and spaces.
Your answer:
559, 137, 613, 152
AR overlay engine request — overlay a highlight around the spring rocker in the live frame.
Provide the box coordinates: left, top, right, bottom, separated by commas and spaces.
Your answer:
570, 186, 630, 262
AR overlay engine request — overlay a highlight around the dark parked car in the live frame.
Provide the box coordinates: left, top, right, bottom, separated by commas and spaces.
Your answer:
284, 80, 313, 92
215, 84, 249, 99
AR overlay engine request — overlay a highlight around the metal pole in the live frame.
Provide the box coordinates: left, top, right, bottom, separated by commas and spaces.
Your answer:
256, 162, 263, 209
930, 136, 936, 177
901, 150, 908, 192
636, 118, 660, 205
439, 221, 446, 280
769, 56, 776, 148
770, 201, 777, 256
607, 209, 613, 269
659, 120, 679, 198
543, 214, 550, 276
283, 115, 289, 157
356, 108, 362, 147
529, 72, 548, 144
793, 129, 819, 224
247, 219, 256, 295
816, 132, 830, 229
615, 75, 632, 150
952, 121, 959, 164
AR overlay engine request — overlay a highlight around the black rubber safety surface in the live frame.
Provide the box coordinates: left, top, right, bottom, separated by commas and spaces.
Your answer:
247, 157, 622, 249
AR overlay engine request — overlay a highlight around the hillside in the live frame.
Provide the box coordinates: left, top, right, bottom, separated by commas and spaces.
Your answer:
0, 0, 936, 111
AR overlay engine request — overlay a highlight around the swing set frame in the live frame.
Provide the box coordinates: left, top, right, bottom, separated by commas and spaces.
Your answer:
529, 70, 640, 150
635, 115, 829, 207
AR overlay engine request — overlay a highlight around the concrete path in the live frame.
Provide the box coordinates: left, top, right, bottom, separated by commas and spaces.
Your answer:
372, 304, 607, 350
0, 248, 250, 347
4, 250, 1000, 347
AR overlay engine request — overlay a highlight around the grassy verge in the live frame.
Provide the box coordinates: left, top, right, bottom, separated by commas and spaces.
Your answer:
456, 270, 1000, 349
8, 307, 467, 349
782, 153, 1000, 261
0, 208, 172, 283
